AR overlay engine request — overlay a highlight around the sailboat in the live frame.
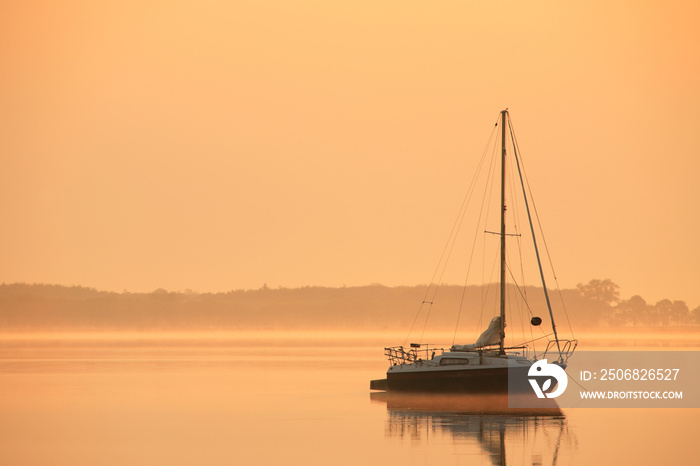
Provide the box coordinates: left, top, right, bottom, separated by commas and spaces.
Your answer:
370, 109, 576, 394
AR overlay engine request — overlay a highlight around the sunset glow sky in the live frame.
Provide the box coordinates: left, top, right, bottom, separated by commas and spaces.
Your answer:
2, 1, 699, 307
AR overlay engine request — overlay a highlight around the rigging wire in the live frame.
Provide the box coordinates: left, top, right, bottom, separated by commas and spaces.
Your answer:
419, 125, 499, 343
507, 115, 562, 358
504, 132, 538, 350
517, 332, 554, 349
474, 144, 499, 339
507, 115, 576, 339
404, 119, 499, 346
452, 126, 501, 345
506, 262, 549, 344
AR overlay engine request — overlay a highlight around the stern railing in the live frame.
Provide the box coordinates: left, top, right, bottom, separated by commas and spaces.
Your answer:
384, 343, 444, 366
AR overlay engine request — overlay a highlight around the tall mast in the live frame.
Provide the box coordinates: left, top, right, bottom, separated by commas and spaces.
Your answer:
499, 109, 507, 355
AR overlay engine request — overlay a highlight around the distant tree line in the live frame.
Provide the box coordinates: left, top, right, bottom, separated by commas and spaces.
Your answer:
576, 279, 700, 327
0, 281, 698, 331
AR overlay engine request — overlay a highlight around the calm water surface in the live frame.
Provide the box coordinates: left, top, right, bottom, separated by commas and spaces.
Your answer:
1, 331, 698, 465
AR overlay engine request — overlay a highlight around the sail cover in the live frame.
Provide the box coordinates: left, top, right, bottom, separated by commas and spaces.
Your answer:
453, 316, 504, 350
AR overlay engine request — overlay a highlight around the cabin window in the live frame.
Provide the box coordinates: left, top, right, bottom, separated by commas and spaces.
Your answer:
439, 358, 470, 366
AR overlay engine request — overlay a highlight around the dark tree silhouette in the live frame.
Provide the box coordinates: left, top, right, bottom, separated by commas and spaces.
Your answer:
576, 279, 620, 305
692, 306, 700, 325
612, 295, 649, 327
669, 300, 690, 326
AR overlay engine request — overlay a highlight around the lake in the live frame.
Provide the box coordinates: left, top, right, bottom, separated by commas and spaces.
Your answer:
1, 331, 698, 465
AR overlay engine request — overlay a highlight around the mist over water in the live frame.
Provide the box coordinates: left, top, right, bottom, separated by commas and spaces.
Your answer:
1, 331, 698, 465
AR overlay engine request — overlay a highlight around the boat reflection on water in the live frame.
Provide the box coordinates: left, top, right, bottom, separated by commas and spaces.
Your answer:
370, 392, 576, 466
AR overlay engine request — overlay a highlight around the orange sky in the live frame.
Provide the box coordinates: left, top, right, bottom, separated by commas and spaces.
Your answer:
1, 1, 699, 307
